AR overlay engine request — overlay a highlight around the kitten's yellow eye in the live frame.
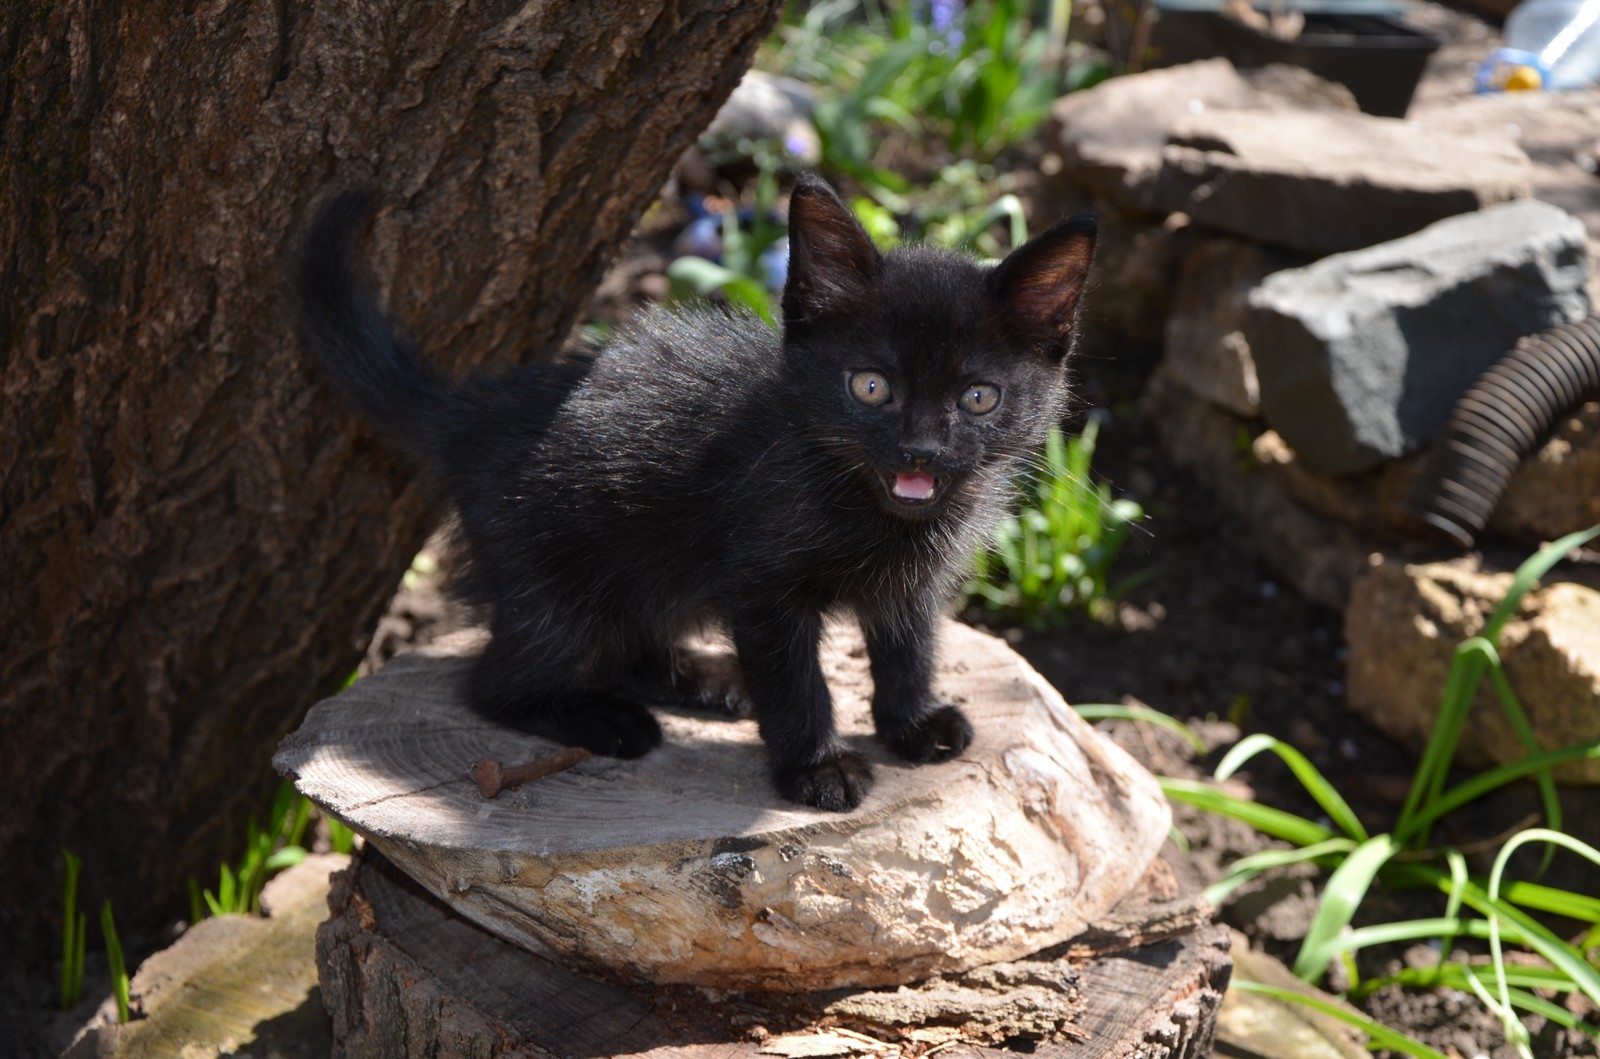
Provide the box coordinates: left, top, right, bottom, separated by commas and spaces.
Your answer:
848, 371, 892, 406
959, 383, 1000, 414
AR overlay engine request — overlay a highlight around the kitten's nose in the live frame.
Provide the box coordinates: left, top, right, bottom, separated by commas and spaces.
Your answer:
901, 441, 941, 467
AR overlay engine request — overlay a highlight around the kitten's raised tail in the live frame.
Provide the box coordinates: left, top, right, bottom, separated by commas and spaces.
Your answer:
294, 190, 450, 458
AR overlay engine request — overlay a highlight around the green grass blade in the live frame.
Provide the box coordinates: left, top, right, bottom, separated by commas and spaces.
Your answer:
265, 845, 307, 872
1483, 524, 1600, 643
1335, 916, 1471, 952
72, 911, 87, 1006
1215, 734, 1368, 842
1160, 778, 1334, 847
1503, 988, 1600, 1038
1497, 878, 1600, 923
327, 816, 356, 856
1484, 663, 1561, 871
1228, 981, 1449, 1059
100, 901, 130, 1024
268, 781, 295, 837
1398, 639, 1492, 844
286, 793, 314, 850
60, 850, 83, 1010
1488, 829, 1600, 1012
1293, 834, 1401, 982
1073, 703, 1206, 754
187, 877, 204, 925
1202, 838, 1358, 906
1398, 740, 1600, 842
1366, 960, 1582, 995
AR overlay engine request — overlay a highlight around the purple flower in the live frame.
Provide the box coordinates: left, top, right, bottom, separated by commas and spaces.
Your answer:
930, 0, 965, 49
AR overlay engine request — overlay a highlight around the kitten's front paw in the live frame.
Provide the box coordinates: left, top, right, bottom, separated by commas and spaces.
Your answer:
882, 704, 974, 763
774, 750, 875, 811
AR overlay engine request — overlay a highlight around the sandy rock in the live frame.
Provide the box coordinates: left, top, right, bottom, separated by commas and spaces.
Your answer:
1492, 403, 1600, 541
1245, 198, 1591, 475
1158, 237, 1304, 417
1243, 404, 1600, 549
1146, 108, 1532, 256
276, 620, 1172, 991
1346, 558, 1600, 783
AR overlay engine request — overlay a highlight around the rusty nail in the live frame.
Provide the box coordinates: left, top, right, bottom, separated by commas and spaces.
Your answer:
473, 747, 593, 799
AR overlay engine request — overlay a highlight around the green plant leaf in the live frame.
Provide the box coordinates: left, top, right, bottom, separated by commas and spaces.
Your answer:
1214, 734, 1367, 842
60, 850, 84, 1011
1159, 778, 1333, 847
1073, 703, 1206, 754
1398, 740, 1600, 842
666, 257, 776, 327
1484, 524, 1600, 643
1293, 834, 1400, 982
1487, 829, 1600, 1014
1228, 981, 1449, 1059
101, 901, 130, 1024
1203, 838, 1359, 906
265, 845, 308, 872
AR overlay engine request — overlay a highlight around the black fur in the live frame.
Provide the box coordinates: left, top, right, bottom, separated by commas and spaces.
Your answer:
295, 176, 1096, 811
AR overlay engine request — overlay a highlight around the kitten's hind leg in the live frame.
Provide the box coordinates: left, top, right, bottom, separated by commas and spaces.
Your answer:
864, 609, 974, 764
731, 606, 873, 811
670, 644, 753, 717
467, 616, 662, 758
615, 641, 752, 718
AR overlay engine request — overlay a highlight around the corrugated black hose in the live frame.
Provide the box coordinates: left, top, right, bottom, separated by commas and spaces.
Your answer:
1409, 315, 1600, 548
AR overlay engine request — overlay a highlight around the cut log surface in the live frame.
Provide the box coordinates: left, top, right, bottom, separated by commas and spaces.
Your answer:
276, 619, 1172, 992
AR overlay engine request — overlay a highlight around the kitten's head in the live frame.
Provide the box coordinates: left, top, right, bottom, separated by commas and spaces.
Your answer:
780, 176, 1096, 521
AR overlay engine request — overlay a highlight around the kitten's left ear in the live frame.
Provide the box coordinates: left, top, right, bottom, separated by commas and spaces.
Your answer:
989, 213, 1098, 359
782, 175, 882, 326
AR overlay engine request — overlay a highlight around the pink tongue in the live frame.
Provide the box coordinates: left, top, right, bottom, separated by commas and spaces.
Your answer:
892, 471, 936, 501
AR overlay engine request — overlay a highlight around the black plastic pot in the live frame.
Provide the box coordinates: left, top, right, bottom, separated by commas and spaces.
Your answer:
1148, 8, 1444, 117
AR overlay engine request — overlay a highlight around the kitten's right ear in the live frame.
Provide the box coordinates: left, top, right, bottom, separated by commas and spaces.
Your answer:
989, 213, 1098, 360
782, 176, 882, 325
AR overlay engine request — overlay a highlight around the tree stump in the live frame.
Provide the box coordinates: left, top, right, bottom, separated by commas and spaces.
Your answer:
278, 620, 1228, 1053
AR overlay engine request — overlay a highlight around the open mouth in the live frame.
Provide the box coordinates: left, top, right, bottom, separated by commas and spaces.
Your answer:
878, 469, 941, 511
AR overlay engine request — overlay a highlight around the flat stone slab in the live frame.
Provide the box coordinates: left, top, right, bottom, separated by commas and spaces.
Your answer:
1050, 59, 1276, 200
65, 854, 348, 1058
275, 619, 1172, 991
1245, 197, 1590, 475
1146, 108, 1532, 256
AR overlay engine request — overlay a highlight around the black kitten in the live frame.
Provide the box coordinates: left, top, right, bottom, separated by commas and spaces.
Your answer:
295, 177, 1095, 812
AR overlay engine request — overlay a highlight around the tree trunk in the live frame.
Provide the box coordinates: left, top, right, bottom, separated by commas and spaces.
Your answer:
0, 0, 783, 965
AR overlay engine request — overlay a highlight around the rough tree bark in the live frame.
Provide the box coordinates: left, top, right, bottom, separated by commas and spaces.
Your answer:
0, 0, 783, 965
